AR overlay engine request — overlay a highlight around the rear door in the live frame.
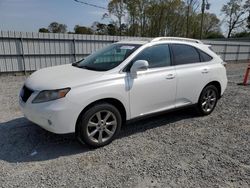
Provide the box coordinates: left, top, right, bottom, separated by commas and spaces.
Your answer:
170, 44, 213, 107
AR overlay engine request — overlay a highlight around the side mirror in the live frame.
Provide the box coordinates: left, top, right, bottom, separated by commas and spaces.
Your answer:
130, 60, 149, 77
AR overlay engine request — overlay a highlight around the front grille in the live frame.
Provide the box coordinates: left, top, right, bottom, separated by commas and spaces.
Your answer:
20, 85, 34, 102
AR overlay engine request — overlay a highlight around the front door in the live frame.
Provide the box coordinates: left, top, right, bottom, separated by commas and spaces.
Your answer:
127, 44, 177, 118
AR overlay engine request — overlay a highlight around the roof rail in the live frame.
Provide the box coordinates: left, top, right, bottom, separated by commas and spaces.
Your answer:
151, 37, 203, 44
119, 37, 151, 42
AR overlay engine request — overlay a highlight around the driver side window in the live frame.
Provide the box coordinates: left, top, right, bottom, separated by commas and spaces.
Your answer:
132, 44, 171, 68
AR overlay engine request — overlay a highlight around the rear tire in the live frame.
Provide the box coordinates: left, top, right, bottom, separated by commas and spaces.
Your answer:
197, 85, 219, 116
76, 103, 122, 148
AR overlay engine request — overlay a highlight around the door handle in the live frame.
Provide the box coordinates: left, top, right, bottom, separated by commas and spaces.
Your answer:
202, 68, 209, 74
166, 74, 175, 79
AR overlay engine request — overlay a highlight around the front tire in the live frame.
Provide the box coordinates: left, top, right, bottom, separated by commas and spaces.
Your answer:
76, 103, 122, 148
197, 85, 219, 115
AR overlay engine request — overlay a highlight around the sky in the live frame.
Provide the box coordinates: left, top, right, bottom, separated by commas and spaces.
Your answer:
0, 0, 228, 33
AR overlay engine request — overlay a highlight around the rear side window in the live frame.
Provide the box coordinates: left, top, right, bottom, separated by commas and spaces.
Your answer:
133, 44, 171, 68
198, 49, 213, 62
171, 44, 200, 65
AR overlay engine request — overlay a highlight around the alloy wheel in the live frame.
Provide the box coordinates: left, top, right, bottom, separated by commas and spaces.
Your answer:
201, 88, 217, 113
86, 110, 117, 144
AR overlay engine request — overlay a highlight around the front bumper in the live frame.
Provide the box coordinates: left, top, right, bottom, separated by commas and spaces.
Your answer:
19, 92, 78, 134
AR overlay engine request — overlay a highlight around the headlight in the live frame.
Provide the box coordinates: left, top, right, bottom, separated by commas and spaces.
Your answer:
32, 88, 70, 103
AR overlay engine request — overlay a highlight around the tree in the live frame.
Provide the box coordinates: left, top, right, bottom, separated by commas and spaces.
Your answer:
91, 22, 123, 35
107, 23, 117, 35
221, 0, 250, 38
244, 0, 250, 30
124, 0, 138, 36
247, 13, 250, 30
205, 32, 225, 39
74, 25, 93, 34
48, 22, 67, 33
232, 31, 250, 38
185, 0, 200, 37
124, 0, 188, 37
91, 22, 108, 35
38, 28, 49, 33
198, 13, 221, 38
108, 0, 126, 35
88, 0, 224, 38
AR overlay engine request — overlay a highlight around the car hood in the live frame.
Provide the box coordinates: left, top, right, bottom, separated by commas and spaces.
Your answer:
25, 64, 105, 91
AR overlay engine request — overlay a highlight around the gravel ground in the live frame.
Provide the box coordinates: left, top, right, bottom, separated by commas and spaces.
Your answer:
0, 63, 249, 188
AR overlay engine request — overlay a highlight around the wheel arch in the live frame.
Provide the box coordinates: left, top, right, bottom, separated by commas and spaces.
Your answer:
202, 81, 222, 98
75, 98, 127, 133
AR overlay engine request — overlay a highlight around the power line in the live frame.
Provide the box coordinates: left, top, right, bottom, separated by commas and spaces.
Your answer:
73, 0, 108, 10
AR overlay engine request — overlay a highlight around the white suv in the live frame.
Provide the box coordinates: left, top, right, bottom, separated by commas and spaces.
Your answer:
19, 37, 227, 147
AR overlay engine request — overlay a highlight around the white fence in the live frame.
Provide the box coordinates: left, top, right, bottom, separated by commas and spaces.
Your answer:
0, 31, 249, 73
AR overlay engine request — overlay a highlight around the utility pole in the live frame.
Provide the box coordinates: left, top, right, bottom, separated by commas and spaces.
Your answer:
200, 0, 210, 39
186, 0, 193, 38
200, 0, 205, 39
119, 0, 123, 36
186, 3, 190, 37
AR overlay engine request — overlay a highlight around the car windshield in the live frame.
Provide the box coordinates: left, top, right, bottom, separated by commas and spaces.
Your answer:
73, 43, 141, 71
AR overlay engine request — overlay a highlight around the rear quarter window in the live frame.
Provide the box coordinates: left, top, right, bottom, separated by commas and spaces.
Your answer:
198, 49, 213, 62
171, 44, 200, 65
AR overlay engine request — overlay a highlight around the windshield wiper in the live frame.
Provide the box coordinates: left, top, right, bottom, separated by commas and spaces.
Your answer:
72, 63, 96, 70
79, 65, 101, 71
72, 60, 106, 71
72, 58, 85, 67
72, 62, 79, 67
79, 66, 106, 71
